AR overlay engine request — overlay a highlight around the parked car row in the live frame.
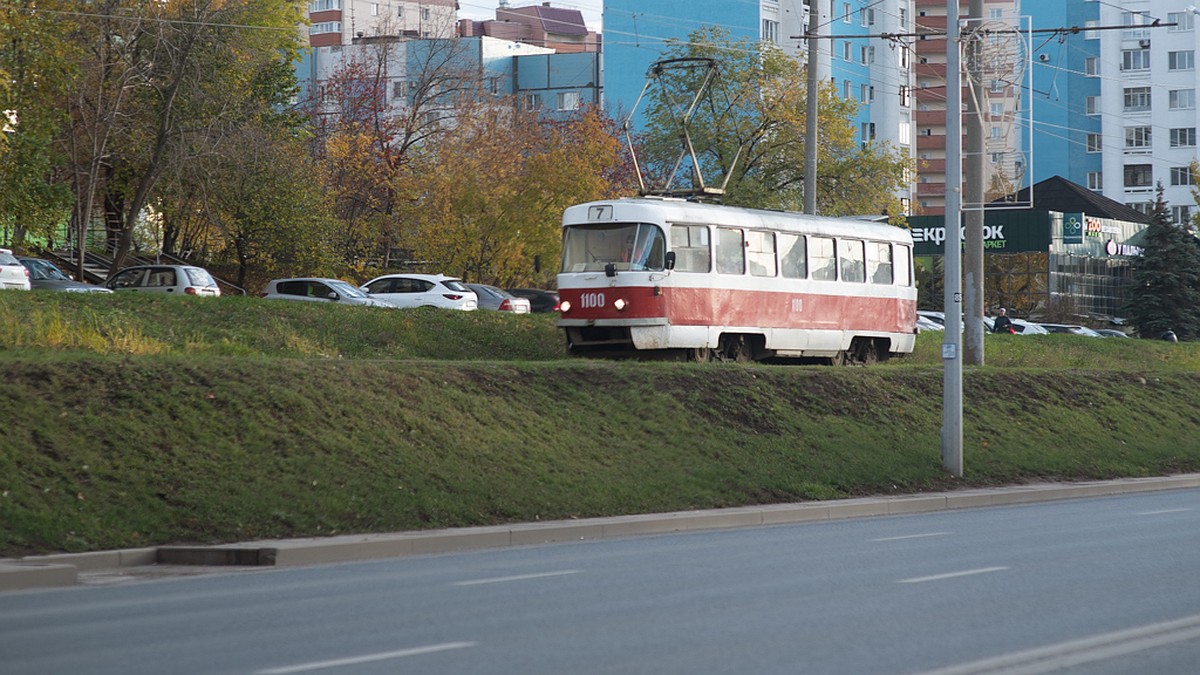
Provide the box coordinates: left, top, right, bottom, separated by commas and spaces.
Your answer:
1, 257, 562, 314
915, 310, 1129, 337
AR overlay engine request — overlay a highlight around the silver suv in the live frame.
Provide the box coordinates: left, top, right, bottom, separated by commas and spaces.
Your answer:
0, 248, 32, 291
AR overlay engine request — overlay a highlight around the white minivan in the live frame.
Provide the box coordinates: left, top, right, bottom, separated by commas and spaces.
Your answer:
105, 265, 221, 297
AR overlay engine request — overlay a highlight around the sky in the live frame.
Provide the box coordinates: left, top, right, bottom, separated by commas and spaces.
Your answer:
456, 0, 604, 30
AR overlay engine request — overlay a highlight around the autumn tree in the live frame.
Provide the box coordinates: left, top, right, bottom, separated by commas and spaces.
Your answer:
396, 103, 635, 287
639, 26, 911, 216
89, 0, 306, 271
310, 34, 487, 265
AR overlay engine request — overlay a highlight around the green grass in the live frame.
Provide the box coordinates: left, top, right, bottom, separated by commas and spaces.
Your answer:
1, 291, 1199, 557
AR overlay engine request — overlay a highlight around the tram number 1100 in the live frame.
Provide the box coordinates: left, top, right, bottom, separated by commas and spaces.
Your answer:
579, 292, 606, 309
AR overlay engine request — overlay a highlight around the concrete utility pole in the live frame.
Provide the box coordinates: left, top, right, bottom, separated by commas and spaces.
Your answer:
803, 1, 821, 215
963, 0, 985, 365
942, 0, 964, 477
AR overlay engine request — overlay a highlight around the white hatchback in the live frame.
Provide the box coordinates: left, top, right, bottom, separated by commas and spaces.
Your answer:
360, 274, 478, 310
105, 264, 221, 296
261, 278, 392, 308
0, 248, 31, 291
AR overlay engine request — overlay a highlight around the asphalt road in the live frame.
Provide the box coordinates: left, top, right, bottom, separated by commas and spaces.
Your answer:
2, 489, 1198, 675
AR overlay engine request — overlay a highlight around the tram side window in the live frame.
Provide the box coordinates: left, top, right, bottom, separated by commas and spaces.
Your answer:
839, 239, 866, 283
894, 244, 913, 286
716, 227, 745, 275
747, 231, 776, 277
669, 224, 711, 272
810, 236, 837, 281
779, 233, 807, 279
867, 242, 893, 284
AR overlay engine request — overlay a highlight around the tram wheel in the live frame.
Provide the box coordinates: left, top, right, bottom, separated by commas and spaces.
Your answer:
717, 335, 753, 363
828, 351, 849, 366
688, 347, 714, 362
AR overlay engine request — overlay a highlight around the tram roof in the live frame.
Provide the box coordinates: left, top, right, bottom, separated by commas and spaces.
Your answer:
564, 198, 911, 243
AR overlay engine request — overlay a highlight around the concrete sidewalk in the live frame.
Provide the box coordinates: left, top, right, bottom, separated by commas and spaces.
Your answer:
5, 473, 1200, 593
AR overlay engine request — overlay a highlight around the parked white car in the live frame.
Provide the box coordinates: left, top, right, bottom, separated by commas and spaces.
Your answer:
359, 274, 478, 310
261, 278, 392, 307
0, 248, 32, 291
105, 264, 221, 297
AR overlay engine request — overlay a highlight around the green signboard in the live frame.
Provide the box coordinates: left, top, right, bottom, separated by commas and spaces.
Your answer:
909, 211, 1054, 256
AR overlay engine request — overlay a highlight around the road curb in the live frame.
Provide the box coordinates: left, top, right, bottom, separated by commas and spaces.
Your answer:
5, 474, 1199, 592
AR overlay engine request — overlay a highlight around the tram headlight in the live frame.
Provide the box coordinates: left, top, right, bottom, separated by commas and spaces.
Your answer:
613, 298, 627, 311
559, 300, 572, 313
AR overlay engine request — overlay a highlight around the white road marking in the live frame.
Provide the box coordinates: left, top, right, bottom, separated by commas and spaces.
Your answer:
873, 532, 952, 542
256, 642, 476, 674
1138, 508, 1191, 515
898, 567, 1009, 584
453, 570, 582, 586
912, 613, 1200, 675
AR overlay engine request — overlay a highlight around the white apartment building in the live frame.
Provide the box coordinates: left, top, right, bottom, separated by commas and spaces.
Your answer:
1094, 2, 1200, 222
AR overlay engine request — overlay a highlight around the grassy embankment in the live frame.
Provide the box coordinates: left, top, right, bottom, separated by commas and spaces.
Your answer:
2, 292, 1199, 557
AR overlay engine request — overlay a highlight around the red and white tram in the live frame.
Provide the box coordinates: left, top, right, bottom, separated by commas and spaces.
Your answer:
556, 198, 917, 363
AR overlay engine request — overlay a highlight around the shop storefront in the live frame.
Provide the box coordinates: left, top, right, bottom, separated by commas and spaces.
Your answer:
910, 209, 1147, 321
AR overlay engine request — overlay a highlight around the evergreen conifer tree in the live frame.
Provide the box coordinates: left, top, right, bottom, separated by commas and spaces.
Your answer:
1124, 183, 1200, 340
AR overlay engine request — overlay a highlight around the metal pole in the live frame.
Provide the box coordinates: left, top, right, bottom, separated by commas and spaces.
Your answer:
963, 0, 985, 365
803, 1, 821, 215
942, 0, 964, 477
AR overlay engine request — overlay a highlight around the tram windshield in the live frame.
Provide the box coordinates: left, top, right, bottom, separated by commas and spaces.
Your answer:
561, 223, 667, 273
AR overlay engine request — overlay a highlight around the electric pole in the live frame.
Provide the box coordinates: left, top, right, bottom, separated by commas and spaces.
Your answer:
942, 0, 964, 477
963, 0, 985, 365
803, 1, 821, 214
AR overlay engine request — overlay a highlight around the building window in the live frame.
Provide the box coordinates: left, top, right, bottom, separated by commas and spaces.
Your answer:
421, 7, 430, 20
1087, 172, 1102, 191
1170, 128, 1197, 147
1170, 166, 1194, 186
762, 19, 779, 44
1085, 57, 1099, 76
1172, 205, 1192, 223
844, 80, 852, 99
843, 2, 851, 23
524, 93, 540, 109
1169, 50, 1195, 70
1125, 126, 1151, 148
1124, 164, 1153, 188
899, 7, 908, 29
1123, 86, 1151, 111
392, 80, 406, 99
556, 91, 579, 111
989, 102, 1004, 117
1170, 89, 1196, 110
309, 0, 340, 10
310, 21, 341, 35
1122, 49, 1150, 71
843, 41, 852, 61
1168, 12, 1195, 31
1085, 96, 1098, 114
1087, 133, 1102, 153
899, 85, 910, 107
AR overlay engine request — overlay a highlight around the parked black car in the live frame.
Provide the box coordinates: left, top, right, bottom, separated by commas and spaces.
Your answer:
506, 288, 560, 313
19, 257, 111, 293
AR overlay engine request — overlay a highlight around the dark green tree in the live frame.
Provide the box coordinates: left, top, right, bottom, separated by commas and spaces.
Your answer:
1125, 183, 1200, 340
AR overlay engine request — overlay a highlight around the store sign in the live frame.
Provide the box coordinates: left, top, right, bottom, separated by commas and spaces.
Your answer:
1063, 213, 1083, 244
1105, 239, 1143, 257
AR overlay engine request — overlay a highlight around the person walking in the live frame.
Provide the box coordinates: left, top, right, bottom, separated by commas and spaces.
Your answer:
992, 307, 1014, 334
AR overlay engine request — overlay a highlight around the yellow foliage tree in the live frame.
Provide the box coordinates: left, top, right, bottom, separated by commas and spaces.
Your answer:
397, 103, 634, 287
